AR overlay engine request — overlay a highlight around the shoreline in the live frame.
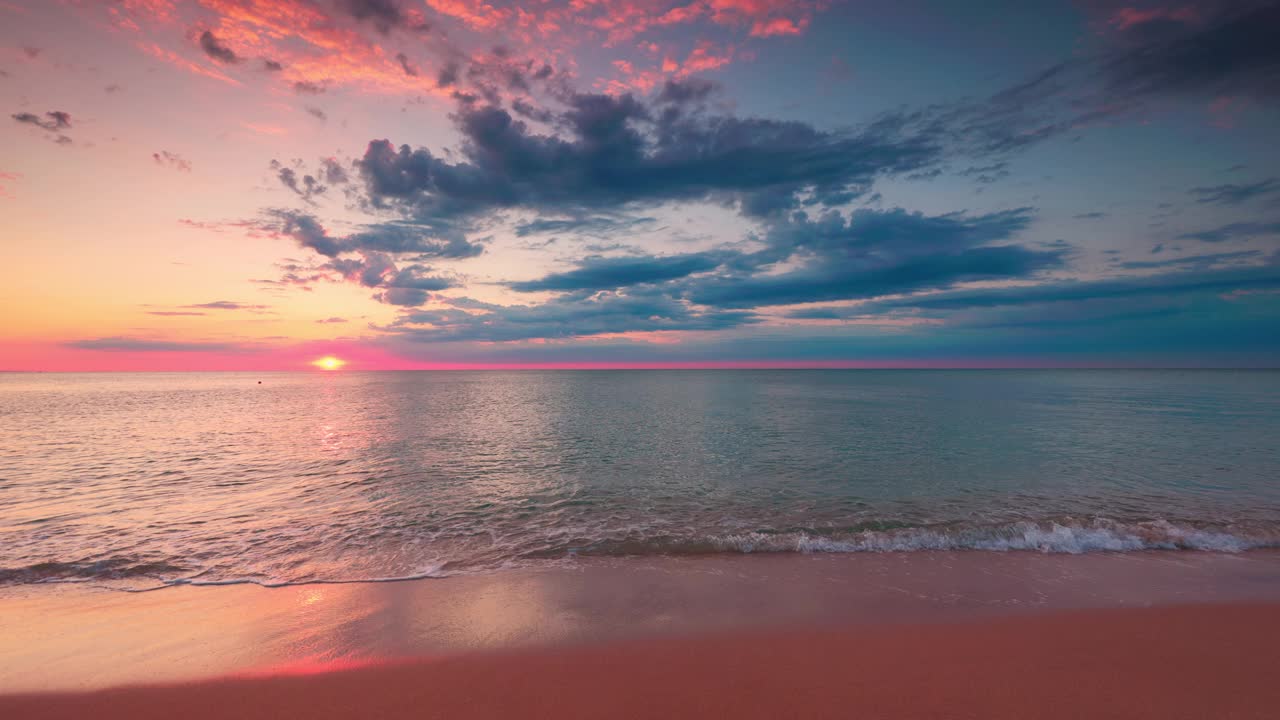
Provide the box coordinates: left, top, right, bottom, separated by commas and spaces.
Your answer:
4, 550, 1280, 693
5, 603, 1279, 719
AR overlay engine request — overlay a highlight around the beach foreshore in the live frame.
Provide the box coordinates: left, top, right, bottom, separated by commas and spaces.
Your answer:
2, 548, 1280, 702
4, 602, 1279, 719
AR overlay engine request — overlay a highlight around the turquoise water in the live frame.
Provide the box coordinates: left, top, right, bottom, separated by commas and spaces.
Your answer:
2, 370, 1278, 590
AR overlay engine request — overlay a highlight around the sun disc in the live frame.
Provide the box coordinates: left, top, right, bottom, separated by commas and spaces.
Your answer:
313, 356, 345, 370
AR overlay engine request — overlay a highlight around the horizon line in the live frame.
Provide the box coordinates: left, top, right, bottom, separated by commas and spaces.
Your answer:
3, 366, 1278, 373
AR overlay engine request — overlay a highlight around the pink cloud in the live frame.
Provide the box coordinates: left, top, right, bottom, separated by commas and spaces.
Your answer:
0, 170, 20, 198
680, 40, 735, 74
424, 0, 511, 30
136, 41, 242, 85
73, 0, 829, 99
750, 16, 806, 37
1108, 5, 1199, 31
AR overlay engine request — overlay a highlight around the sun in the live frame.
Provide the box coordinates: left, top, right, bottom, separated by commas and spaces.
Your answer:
312, 356, 346, 371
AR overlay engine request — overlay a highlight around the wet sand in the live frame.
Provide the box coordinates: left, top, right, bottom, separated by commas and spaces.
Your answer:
4, 603, 1279, 719
3, 551, 1280, 694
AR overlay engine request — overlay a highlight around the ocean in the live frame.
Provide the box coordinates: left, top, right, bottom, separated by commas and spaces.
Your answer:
2, 370, 1278, 591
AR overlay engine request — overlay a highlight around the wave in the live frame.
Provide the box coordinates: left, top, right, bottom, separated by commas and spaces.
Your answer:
0, 557, 192, 586
3, 519, 1276, 591
157, 564, 452, 591
705, 519, 1268, 555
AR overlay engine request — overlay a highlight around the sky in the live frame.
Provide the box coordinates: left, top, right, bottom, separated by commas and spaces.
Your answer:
1, 0, 1278, 370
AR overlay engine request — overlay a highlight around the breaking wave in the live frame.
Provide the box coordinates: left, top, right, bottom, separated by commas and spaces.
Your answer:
3, 518, 1276, 592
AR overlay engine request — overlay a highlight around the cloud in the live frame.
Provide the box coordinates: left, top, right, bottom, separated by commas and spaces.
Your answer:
197, 31, 241, 64
1189, 177, 1280, 205
272, 160, 328, 202
655, 77, 717, 105
11, 110, 72, 144
324, 252, 458, 305
867, 262, 1280, 313
261, 59, 284, 72
510, 252, 725, 292
1116, 250, 1261, 270
182, 301, 270, 310
293, 81, 326, 95
356, 92, 940, 243
684, 207, 1059, 309
395, 52, 419, 77
436, 61, 460, 87
152, 151, 192, 172
879, 3, 1280, 163
336, 0, 423, 34
268, 210, 485, 259
316, 316, 348, 323
66, 337, 250, 353
1177, 220, 1280, 243
12, 110, 71, 131
386, 290, 758, 343
513, 215, 656, 237
146, 311, 207, 317
320, 158, 350, 185
305, 106, 327, 121
1101, 2, 1280, 102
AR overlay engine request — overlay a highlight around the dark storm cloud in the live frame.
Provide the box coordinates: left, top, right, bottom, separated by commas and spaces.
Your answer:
1189, 177, 1280, 205
509, 253, 725, 292
387, 291, 758, 343
66, 337, 249, 352
1177, 221, 1280, 243
355, 92, 940, 240
198, 31, 240, 64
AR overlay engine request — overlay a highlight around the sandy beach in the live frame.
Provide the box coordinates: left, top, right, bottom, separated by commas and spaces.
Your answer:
4, 602, 1279, 719
3, 551, 1280, 717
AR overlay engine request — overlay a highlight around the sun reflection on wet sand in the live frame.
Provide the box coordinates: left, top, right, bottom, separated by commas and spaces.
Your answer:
5, 551, 1280, 693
